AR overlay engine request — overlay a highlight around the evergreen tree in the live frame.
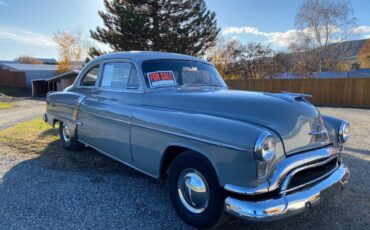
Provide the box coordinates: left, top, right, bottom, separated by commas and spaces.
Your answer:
90, 0, 220, 57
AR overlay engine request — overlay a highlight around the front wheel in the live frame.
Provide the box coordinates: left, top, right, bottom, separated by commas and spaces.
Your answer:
59, 122, 83, 151
168, 151, 224, 229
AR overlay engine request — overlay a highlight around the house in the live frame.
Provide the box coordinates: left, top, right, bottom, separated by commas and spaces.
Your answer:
0, 63, 57, 88
348, 68, 370, 78
272, 68, 370, 79
32, 70, 79, 97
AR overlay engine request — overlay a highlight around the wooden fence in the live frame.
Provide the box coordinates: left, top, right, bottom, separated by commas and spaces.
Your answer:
226, 78, 370, 108
0, 69, 26, 88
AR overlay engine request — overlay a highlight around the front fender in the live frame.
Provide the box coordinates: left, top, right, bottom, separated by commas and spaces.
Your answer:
130, 105, 284, 187
322, 115, 346, 147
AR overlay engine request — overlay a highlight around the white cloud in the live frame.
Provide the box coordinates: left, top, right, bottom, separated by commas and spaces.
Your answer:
0, 27, 56, 47
222, 26, 266, 36
223, 25, 370, 47
263, 30, 302, 47
0, 1, 7, 6
222, 26, 301, 47
352, 26, 370, 34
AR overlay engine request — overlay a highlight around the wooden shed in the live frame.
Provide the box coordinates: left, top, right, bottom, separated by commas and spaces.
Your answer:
32, 70, 79, 97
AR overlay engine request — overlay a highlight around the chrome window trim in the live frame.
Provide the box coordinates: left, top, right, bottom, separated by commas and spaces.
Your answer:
140, 59, 228, 91
97, 59, 144, 93
77, 64, 102, 88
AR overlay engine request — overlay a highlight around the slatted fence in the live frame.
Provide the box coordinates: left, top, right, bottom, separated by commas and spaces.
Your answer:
226, 78, 370, 108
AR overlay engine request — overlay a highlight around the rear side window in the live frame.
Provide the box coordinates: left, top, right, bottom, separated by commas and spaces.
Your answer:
80, 66, 99, 87
100, 63, 139, 90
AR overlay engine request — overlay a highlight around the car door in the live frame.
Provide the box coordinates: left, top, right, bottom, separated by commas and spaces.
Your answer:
77, 60, 142, 163
73, 64, 101, 143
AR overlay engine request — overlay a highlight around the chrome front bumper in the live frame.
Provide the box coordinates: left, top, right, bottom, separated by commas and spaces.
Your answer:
224, 164, 349, 221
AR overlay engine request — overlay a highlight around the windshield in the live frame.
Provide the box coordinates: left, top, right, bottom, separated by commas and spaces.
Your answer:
142, 60, 227, 88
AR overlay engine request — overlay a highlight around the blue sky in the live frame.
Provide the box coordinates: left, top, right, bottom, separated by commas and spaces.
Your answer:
0, 0, 369, 60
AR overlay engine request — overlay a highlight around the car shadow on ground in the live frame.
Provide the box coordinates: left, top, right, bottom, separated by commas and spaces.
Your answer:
0, 130, 369, 229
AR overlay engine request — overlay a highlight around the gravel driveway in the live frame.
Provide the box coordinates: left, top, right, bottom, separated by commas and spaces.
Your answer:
0, 107, 369, 229
0, 98, 45, 130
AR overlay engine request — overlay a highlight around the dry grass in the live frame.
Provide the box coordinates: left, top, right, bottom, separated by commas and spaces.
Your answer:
0, 118, 59, 154
0, 118, 130, 173
0, 101, 12, 110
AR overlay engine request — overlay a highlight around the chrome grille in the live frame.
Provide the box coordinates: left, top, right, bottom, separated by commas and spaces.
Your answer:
280, 156, 339, 194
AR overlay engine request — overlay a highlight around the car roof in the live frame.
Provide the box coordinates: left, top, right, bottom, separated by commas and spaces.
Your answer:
95, 51, 211, 64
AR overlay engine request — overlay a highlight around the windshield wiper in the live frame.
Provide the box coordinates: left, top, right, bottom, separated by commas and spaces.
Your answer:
181, 84, 221, 87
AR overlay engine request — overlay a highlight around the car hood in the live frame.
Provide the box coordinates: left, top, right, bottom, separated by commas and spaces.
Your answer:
143, 88, 331, 155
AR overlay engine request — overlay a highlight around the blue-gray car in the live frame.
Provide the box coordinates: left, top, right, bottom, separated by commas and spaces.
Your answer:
44, 51, 350, 228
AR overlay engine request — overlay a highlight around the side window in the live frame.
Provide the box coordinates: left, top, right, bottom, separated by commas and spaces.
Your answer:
80, 66, 99, 87
100, 62, 139, 90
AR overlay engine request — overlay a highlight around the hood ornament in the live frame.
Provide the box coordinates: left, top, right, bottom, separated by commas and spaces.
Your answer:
281, 92, 312, 101
308, 116, 328, 138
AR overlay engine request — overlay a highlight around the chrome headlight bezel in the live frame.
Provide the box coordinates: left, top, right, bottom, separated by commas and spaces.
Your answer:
338, 122, 350, 143
254, 131, 276, 179
254, 131, 276, 162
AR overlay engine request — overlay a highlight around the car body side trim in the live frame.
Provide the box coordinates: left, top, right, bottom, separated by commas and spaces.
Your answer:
131, 123, 247, 152
53, 114, 82, 126
78, 108, 131, 125
78, 140, 158, 179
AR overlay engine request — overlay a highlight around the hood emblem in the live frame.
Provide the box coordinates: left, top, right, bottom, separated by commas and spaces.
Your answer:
308, 117, 327, 136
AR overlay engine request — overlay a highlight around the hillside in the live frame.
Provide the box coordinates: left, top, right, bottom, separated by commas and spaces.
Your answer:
325, 39, 367, 62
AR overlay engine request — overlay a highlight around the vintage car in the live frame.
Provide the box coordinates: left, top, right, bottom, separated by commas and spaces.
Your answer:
44, 51, 350, 228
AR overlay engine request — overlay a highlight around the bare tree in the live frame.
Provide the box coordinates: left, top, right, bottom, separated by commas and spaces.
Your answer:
293, 0, 356, 72
208, 39, 283, 79
54, 31, 84, 74
239, 43, 277, 79
359, 38, 370, 68
15, 56, 43, 64
207, 39, 243, 79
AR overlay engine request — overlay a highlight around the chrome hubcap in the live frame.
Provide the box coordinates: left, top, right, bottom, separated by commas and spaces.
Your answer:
177, 169, 210, 213
62, 123, 71, 142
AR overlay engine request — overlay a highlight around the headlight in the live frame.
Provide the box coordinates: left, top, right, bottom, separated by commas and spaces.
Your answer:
254, 132, 276, 179
339, 122, 350, 143
254, 132, 276, 162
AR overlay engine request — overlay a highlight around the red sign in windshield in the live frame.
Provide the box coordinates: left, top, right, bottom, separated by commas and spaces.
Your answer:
147, 71, 176, 87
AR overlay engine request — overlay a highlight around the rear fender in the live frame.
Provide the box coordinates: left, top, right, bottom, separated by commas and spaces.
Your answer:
46, 91, 86, 128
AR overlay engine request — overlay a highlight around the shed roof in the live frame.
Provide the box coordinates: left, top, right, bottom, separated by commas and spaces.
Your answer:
2, 64, 57, 71
32, 70, 80, 82
46, 70, 79, 81
0, 60, 20, 65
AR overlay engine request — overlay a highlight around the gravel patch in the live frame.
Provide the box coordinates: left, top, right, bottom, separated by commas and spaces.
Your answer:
0, 98, 45, 130
0, 107, 369, 229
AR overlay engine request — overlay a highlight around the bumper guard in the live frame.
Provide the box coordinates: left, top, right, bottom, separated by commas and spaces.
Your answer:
225, 164, 349, 221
